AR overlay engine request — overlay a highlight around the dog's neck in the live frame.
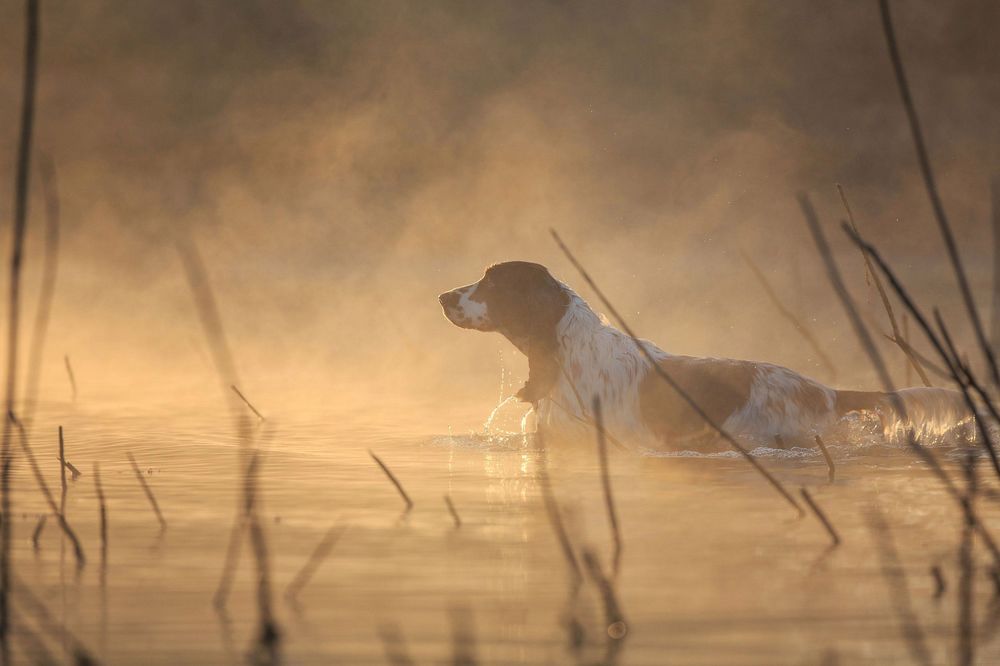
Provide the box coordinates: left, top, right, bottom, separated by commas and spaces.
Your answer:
545, 287, 661, 418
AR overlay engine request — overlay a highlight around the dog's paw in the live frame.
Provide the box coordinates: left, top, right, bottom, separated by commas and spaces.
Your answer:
515, 383, 538, 405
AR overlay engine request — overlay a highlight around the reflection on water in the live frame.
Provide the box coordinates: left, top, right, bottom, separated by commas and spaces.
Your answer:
6, 397, 1000, 664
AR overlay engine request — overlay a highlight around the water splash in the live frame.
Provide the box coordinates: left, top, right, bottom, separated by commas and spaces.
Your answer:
483, 395, 519, 434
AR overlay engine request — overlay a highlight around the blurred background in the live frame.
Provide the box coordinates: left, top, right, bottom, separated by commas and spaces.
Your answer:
0, 0, 996, 429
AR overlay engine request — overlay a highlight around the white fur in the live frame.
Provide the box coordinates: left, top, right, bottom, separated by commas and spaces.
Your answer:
456, 287, 488, 326
721, 364, 836, 439
443, 284, 490, 330
535, 285, 663, 445
537, 283, 840, 448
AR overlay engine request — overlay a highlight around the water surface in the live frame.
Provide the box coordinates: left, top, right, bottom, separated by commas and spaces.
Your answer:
8, 397, 998, 665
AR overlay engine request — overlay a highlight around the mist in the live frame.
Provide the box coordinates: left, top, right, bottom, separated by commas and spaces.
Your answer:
0, 0, 997, 428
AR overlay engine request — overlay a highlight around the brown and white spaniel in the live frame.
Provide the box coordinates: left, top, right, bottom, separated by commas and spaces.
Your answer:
439, 261, 969, 449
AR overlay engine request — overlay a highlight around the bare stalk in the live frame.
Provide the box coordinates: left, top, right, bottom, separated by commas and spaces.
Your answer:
231, 385, 265, 421
58, 426, 66, 516
448, 605, 479, 666
284, 525, 345, 601
23, 154, 61, 423
842, 223, 1000, 479
0, 0, 40, 650
63, 355, 76, 402
93, 462, 107, 566
377, 623, 416, 666
799, 488, 840, 546
444, 495, 462, 528
931, 564, 946, 599
867, 507, 932, 666
12, 420, 84, 566
841, 225, 1000, 563
536, 432, 582, 586
958, 454, 977, 666
814, 435, 836, 483
580, 549, 627, 643
30, 516, 45, 552
370, 451, 413, 511
742, 251, 837, 379
592, 397, 623, 577
127, 452, 166, 529
175, 233, 280, 657
12, 574, 99, 664
878, 0, 999, 387
837, 183, 930, 386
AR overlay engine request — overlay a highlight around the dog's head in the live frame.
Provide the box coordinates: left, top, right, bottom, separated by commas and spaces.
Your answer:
439, 261, 570, 404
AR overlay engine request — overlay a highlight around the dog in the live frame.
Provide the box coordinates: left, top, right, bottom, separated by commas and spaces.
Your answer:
439, 261, 969, 449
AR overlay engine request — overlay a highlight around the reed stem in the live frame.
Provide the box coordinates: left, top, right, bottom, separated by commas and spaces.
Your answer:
370, 451, 413, 511
127, 452, 167, 529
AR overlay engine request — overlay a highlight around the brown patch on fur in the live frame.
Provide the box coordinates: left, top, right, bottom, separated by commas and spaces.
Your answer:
835, 390, 886, 416
639, 356, 756, 447
763, 374, 835, 421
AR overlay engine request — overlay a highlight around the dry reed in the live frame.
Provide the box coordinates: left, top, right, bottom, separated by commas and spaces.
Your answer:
867, 507, 932, 666
231, 384, 265, 421
805, 199, 1000, 570
377, 623, 416, 666
0, 0, 40, 651
931, 564, 946, 599
837, 183, 930, 386
213, 515, 246, 609
12, 572, 99, 664
799, 195, 893, 392
580, 549, 628, 650
58, 426, 66, 516
742, 251, 837, 379
799, 488, 840, 547
9, 606, 58, 665
127, 452, 166, 529
799, 194, 1000, 578
448, 605, 479, 666
175, 234, 280, 659
62, 459, 80, 481
878, 0, 999, 387
814, 435, 835, 483
931, 311, 1000, 475
880, 333, 949, 381
903, 314, 914, 386
370, 451, 413, 511
958, 454, 977, 666
23, 154, 61, 423
592, 397, 622, 578
844, 226, 1000, 490
30, 516, 45, 552
93, 462, 107, 566
11, 419, 84, 566
63, 355, 77, 402
444, 494, 462, 528
536, 432, 582, 586
284, 524, 345, 601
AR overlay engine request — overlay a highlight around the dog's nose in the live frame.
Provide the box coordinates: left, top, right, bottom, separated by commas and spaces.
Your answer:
439, 291, 460, 308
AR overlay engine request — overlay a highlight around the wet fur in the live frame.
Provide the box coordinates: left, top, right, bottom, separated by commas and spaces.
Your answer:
441, 262, 968, 449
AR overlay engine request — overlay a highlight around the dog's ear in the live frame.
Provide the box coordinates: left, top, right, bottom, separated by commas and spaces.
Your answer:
502, 277, 568, 406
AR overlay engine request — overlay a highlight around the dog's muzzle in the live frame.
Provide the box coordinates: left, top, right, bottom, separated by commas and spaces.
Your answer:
439, 286, 489, 330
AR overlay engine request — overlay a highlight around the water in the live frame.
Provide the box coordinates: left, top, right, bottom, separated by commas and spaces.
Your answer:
7, 396, 1000, 664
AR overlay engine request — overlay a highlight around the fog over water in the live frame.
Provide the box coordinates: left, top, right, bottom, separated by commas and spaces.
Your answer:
2, 4, 1000, 665
0, 0, 996, 423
